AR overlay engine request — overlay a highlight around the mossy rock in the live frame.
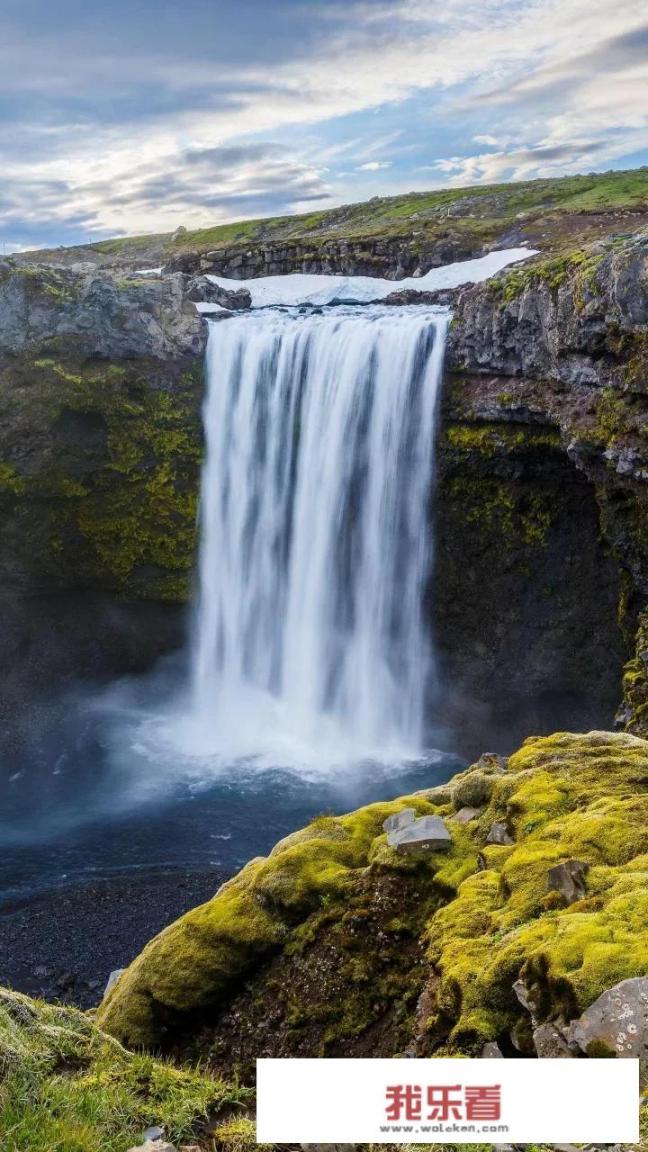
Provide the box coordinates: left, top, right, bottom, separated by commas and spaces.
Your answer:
0, 352, 203, 600
99, 730, 648, 1064
620, 607, 648, 739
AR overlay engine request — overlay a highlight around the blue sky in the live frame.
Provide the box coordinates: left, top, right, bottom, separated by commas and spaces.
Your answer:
1, 0, 647, 250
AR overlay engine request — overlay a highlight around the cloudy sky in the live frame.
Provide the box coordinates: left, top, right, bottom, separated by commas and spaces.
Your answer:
2, 0, 647, 250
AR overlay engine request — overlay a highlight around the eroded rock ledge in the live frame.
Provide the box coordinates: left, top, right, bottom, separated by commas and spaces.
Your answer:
98, 730, 648, 1077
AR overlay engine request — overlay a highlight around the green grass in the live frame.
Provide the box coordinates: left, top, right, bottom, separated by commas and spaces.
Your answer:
25, 166, 648, 268
0, 989, 247, 1152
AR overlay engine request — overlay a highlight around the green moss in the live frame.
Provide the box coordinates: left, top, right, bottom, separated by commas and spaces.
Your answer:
621, 608, 648, 739
0, 988, 244, 1152
0, 461, 25, 495
0, 353, 203, 600
100, 730, 648, 1066
446, 473, 556, 552
493, 247, 605, 304
98, 794, 447, 1048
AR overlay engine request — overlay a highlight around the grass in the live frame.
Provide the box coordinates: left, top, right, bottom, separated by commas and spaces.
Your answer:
25, 166, 648, 268
0, 989, 248, 1151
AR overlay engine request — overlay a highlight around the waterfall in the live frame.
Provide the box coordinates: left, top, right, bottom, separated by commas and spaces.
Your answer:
189, 304, 449, 766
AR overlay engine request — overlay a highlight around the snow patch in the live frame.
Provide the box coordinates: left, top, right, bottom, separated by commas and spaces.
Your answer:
206, 247, 537, 307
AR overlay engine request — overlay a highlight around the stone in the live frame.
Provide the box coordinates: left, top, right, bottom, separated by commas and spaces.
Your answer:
486, 821, 514, 846
532, 1022, 574, 1058
452, 806, 481, 824
547, 859, 589, 905
481, 1040, 504, 1058
184, 275, 251, 310
301, 1145, 357, 1152
388, 815, 451, 854
383, 808, 416, 833
144, 1125, 166, 1142
566, 977, 648, 1074
103, 968, 125, 999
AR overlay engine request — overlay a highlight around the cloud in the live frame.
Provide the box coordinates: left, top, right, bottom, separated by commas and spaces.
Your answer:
356, 161, 392, 171
0, 0, 645, 245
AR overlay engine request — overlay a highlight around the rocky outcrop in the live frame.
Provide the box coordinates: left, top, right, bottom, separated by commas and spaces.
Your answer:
0, 261, 205, 359
163, 234, 471, 281
98, 731, 648, 1073
619, 607, 648, 738
0, 261, 207, 704
183, 276, 252, 310
439, 231, 648, 746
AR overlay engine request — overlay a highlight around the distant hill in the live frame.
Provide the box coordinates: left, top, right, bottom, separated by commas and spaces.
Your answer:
23, 166, 648, 279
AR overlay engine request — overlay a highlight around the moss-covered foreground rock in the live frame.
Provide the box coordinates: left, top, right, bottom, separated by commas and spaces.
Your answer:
3, 989, 646, 1152
0, 987, 244, 1152
99, 730, 648, 1074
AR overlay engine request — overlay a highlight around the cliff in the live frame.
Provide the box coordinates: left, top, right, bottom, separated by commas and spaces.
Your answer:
0, 228, 646, 747
439, 230, 648, 743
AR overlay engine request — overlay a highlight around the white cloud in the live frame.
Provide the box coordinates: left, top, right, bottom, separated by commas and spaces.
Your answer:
0, 0, 646, 241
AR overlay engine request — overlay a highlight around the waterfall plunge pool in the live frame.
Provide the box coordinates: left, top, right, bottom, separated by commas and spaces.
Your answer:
0, 302, 469, 908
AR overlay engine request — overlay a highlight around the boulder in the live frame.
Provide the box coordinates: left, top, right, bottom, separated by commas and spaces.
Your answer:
387, 814, 451, 854
143, 1125, 166, 1142
452, 806, 481, 824
532, 1022, 573, 1058
486, 821, 514, 846
481, 1041, 504, 1058
103, 968, 125, 999
547, 859, 589, 905
127, 1144, 177, 1152
383, 808, 416, 833
184, 276, 251, 310
566, 977, 648, 1073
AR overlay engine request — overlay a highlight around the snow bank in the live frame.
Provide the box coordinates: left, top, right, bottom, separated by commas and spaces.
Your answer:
206, 247, 537, 307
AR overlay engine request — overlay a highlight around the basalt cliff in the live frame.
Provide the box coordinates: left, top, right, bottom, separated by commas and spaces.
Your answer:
1, 227, 646, 751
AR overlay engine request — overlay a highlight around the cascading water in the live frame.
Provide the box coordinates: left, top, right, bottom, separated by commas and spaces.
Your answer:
187, 304, 449, 767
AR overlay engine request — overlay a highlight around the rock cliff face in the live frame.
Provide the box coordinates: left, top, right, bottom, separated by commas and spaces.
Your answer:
0, 233, 646, 749
434, 231, 648, 748
0, 262, 206, 699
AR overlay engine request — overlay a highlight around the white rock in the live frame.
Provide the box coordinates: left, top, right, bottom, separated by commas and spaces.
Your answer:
103, 968, 125, 999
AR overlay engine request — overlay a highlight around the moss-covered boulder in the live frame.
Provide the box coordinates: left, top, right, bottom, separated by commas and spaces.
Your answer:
98, 730, 648, 1072
0, 986, 242, 1151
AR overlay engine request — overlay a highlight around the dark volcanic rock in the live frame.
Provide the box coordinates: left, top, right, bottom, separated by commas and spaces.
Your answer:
0, 260, 207, 699
183, 275, 251, 310
437, 230, 648, 750
380, 284, 471, 306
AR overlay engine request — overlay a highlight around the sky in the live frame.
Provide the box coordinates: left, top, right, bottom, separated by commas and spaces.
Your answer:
1, 0, 647, 251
